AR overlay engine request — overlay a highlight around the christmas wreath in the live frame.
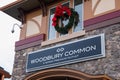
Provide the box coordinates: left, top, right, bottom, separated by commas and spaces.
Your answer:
52, 4, 79, 34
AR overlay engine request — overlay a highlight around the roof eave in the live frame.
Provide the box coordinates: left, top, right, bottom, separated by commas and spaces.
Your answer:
0, 0, 23, 11
0, 0, 56, 21
0, 69, 11, 78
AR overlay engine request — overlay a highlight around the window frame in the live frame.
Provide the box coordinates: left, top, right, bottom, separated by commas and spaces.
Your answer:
48, 1, 70, 40
48, 6, 57, 40
42, 0, 85, 46
48, 0, 84, 40
73, 0, 84, 32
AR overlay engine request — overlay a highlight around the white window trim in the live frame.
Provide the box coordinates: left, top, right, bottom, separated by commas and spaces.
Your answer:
48, 1, 70, 40
42, 30, 85, 46
72, 0, 84, 32
43, 0, 85, 46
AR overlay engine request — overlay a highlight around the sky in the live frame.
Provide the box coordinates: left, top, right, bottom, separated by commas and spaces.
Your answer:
0, 0, 20, 80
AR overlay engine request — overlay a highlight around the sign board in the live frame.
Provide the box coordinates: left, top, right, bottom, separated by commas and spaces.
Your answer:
26, 34, 105, 72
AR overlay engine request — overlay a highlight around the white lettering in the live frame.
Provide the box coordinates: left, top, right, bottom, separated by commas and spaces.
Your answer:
30, 45, 97, 64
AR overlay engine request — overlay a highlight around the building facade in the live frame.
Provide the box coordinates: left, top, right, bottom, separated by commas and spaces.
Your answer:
1, 0, 120, 80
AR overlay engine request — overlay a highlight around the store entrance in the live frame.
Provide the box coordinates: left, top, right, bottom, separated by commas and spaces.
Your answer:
24, 68, 112, 80
43, 76, 79, 80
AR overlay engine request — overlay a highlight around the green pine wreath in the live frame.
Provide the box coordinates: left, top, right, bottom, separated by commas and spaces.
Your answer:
52, 5, 79, 34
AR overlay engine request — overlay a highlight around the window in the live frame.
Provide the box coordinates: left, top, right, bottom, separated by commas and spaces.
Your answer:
42, 0, 85, 46
48, 0, 83, 40
48, 8, 56, 40
73, 0, 83, 32
48, 2, 70, 40
60, 2, 69, 36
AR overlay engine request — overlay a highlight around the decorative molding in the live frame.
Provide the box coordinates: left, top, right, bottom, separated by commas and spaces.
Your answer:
84, 10, 120, 27
85, 16, 120, 31
15, 34, 45, 51
41, 30, 85, 46
24, 68, 112, 80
